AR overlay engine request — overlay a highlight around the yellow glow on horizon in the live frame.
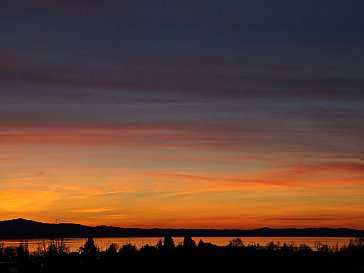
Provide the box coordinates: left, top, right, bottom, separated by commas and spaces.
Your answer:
1, 125, 364, 229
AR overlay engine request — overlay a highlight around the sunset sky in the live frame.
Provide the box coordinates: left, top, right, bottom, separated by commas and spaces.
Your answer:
1, 0, 364, 229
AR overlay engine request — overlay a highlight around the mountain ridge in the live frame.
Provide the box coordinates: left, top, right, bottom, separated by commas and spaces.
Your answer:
0, 218, 363, 239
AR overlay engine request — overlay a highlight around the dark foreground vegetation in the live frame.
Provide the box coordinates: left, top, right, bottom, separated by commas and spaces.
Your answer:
1, 237, 364, 273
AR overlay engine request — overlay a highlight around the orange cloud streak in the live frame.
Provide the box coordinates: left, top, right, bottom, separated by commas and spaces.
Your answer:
1, 125, 364, 228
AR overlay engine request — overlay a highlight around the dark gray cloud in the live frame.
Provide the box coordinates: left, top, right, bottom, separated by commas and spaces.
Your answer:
1, 0, 363, 129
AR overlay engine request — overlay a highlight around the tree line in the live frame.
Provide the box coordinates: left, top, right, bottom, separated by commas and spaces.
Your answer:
0, 236, 363, 273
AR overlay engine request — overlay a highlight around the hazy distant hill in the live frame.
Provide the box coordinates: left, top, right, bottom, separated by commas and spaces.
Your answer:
0, 218, 363, 239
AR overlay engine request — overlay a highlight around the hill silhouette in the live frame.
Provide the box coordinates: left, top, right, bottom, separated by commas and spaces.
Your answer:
0, 218, 363, 239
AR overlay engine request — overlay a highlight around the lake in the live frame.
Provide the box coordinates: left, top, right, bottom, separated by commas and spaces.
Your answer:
0, 237, 355, 252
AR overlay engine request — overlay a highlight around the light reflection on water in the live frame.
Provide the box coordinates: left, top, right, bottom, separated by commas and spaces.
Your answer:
0, 237, 354, 252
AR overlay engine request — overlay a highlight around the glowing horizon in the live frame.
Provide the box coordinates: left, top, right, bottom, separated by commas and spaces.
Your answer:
1, 122, 363, 229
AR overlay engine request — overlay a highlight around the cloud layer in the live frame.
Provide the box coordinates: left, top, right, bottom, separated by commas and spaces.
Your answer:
1, 0, 364, 228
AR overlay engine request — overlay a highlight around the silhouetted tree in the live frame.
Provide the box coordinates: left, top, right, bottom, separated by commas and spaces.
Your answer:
163, 235, 175, 250
156, 239, 163, 249
119, 243, 137, 255
298, 244, 312, 252
348, 237, 364, 251
80, 237, 98, 255
183, 236, 196, 248
197, 240, 217, 251
4, 247, 16, 260
46, 238, 68, 257
140, 244, 156, 253
105, 243, 118, 255
228, 238, 244, 248
267, 241, 279, 251
17, 241, 29, 259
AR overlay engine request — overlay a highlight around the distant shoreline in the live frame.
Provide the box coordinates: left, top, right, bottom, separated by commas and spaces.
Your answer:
1, 219, 363, 240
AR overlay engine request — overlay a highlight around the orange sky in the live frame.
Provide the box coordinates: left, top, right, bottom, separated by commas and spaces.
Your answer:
1, 125, 363, 229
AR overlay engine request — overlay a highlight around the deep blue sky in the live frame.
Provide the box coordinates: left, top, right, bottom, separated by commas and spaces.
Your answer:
2, 1, 363, 108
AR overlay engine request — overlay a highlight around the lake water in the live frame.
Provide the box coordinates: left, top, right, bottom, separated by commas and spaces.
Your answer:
0, 237, 354, 252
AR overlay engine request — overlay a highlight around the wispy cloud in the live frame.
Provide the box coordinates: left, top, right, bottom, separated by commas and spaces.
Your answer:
71, 207, 115, 213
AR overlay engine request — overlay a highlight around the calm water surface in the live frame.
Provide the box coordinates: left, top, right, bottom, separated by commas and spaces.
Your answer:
0, 237, 354, 252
